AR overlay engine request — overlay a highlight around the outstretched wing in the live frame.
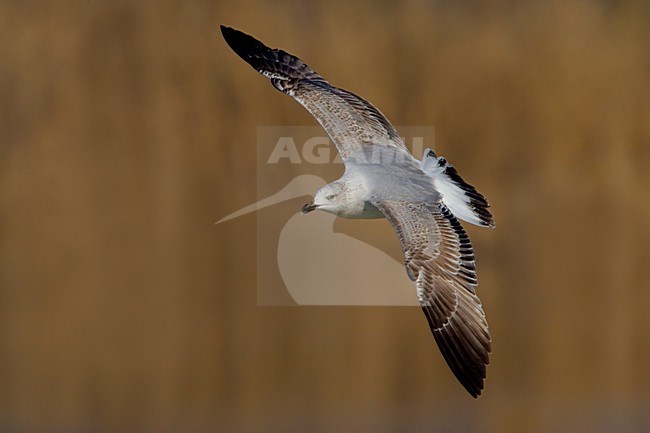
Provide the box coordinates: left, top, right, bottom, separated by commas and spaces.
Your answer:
221, 26, 410, 162
372, 199, 491, 397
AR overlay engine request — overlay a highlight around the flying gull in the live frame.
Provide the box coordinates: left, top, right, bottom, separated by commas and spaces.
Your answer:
221, 26, 495, 397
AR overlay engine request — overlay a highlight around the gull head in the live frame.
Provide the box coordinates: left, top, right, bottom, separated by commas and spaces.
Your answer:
302, 181, 364, 217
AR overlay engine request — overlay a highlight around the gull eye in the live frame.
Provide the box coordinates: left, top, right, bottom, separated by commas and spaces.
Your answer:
326, 194, 336, 200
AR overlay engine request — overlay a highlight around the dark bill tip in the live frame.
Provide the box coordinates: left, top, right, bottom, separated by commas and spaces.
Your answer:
301, 201, 317, 214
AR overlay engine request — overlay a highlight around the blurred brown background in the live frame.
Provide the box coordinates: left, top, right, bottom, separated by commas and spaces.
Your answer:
1, 1, 649, 432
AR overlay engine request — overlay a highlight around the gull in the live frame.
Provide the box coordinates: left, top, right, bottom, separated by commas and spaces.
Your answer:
221, 26, 495, 397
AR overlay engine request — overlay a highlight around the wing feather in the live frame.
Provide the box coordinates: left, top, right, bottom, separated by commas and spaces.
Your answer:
221, 26, 410, 162
373, 199, 491, 397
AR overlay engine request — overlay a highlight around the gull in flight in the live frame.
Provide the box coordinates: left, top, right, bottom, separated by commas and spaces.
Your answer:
221, 26, 495, 397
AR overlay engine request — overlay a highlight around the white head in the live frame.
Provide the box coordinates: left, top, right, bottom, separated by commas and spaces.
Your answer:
302, 181, 360, 216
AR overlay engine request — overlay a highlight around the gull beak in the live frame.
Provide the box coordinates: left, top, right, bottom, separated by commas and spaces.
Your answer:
301, 201, 318, 214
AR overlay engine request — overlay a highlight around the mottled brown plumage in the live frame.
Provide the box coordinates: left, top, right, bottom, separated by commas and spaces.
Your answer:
221, 25, 493, 397
373, 200, 490, 397
221, 25, 408, 160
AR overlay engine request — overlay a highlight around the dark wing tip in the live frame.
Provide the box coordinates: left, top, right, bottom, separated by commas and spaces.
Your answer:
219, 26, 323, 85
220, 25, 269, 63
422, 306, 490, 398
219, 25, 240, 47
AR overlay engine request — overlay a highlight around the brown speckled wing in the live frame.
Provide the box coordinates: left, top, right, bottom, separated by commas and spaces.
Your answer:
221, 26, 409, 161
373, 199, 491, 398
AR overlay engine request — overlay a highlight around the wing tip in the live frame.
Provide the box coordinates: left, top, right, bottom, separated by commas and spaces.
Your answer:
219, 24, 238, 46
469, 385, 483, 398
219, 25, 322, 86
454, 362, 488, 398
422, 305, 491, 398
220, 25, 261, 59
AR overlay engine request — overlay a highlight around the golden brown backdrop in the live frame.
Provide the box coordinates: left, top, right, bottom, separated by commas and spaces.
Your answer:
1, 1, 649, 432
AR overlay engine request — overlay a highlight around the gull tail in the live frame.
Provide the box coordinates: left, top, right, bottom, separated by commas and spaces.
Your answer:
220, 26, 326, 89
422, 148, 495, 228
